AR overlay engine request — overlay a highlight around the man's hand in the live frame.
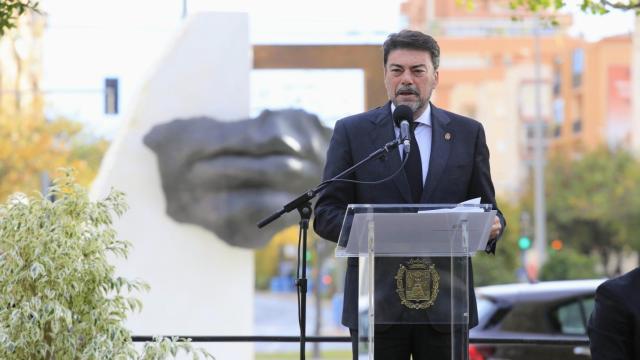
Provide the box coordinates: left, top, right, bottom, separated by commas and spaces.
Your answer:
490, 215, 502, 240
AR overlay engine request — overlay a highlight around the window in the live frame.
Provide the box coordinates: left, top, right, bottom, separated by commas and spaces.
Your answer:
553, 71, 562, 96
572, 49, 585, 88
553, 98, 564, 125
573, 119, 582, 133
553, 297, 595, 335
556, 302, 585, 334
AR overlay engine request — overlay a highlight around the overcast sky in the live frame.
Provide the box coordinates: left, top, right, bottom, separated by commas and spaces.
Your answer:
39, 0, 635, 136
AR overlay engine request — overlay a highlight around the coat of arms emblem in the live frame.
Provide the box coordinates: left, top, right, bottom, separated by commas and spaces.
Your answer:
395, 258, 440, 309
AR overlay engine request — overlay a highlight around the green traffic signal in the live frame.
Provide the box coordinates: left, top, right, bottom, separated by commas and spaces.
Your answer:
518, 236, 531, 250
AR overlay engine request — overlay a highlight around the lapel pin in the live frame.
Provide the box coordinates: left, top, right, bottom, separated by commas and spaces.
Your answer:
444, 132, 452, 141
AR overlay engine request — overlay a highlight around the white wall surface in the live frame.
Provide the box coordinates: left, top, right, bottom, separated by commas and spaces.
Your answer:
91, 12, 253, 360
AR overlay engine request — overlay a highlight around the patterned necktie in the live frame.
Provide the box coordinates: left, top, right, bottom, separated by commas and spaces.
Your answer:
404, 122, 423, 203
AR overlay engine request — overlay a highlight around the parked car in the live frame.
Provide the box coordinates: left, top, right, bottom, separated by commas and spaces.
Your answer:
470, 279, 605, 360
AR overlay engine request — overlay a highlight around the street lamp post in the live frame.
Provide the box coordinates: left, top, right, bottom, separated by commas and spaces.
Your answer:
532, 16, 548, 270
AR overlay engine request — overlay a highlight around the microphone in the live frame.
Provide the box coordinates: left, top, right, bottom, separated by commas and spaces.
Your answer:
393, 105, 414, 153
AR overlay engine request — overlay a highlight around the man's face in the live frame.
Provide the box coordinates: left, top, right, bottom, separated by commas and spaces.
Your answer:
384, 48, 439, 118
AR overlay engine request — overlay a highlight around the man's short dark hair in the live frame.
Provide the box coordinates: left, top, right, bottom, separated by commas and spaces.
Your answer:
383, 30, 440, 70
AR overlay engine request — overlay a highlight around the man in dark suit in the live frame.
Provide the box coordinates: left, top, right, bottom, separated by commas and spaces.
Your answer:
588, 267, 640, 360
313, 30, 505, 360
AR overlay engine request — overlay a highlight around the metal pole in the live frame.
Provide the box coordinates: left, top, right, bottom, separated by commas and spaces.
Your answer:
298, 205, 310, 360
182, 0, 187, 19
633, 16, 640, 156
532, 16, 547, 269
367, 219, 375, 360
312, 238, 321, 359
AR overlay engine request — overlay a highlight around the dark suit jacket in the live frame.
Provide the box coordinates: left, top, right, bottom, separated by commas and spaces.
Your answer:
313, 102, 505, 329
588, 267, 640, 360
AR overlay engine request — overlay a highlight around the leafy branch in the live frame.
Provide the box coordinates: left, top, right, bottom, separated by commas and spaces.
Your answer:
458, 0, 640, 15
0, 169, 214, 359
0, 0, 40, 37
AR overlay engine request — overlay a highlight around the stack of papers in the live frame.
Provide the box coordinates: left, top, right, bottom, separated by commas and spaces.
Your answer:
418, 197, 484, 213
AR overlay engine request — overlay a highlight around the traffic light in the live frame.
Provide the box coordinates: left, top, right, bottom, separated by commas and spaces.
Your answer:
550, 239, 563, 251
104, 77, 119, 115
518, 211, 532, 251
518, 236, 532, 250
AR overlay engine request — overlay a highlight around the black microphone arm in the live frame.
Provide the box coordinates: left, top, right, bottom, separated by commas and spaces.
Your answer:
257, 137, 402, 228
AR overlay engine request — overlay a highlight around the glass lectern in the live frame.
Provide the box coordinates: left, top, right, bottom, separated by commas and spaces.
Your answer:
335, 204, 496, 360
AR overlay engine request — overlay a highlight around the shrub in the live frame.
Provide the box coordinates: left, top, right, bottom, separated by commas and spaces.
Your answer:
539, 248, 600, 281
0, 170, 213, 359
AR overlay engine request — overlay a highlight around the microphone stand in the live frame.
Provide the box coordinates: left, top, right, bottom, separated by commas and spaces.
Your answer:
257, 138, 401, 360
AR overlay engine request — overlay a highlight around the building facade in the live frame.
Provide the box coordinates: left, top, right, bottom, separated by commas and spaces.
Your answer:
0, 11, 44, 115
401, 0, 633, 199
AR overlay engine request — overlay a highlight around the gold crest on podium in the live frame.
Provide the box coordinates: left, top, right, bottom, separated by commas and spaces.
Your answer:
395, 258, 440, 309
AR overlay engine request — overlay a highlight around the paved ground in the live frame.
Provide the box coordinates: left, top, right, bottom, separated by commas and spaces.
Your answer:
254, 291, 350, 353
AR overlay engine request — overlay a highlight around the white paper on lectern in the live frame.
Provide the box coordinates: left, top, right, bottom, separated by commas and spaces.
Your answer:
418, 197, 483, 213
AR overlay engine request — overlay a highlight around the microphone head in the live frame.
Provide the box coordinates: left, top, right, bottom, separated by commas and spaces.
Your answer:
393, 105, 414, 126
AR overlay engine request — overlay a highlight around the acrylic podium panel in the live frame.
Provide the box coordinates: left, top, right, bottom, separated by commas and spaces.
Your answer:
335, 204, 496, 360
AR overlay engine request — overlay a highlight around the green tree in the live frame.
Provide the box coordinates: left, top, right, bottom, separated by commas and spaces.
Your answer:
472, 197, 521, 286
0, 5, 108, 202
539, 248, 600, 281
0, 170, 213, 359
459, 0, 640, 13
255, 225, 300, 290
544, 148, 640, 275
67, 134, 111, 187
0, 0, 39, 37
0, 111, 109, 202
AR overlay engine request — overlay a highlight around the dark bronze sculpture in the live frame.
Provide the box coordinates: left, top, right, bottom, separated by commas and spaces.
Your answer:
144, 109, 331, 248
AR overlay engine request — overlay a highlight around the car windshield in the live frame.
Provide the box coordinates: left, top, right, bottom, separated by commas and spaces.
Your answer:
476, 297, 497, 326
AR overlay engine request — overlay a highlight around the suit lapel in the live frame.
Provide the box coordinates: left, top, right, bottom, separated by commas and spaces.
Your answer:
422, 104, 452, 201
369, 102, 412, 203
